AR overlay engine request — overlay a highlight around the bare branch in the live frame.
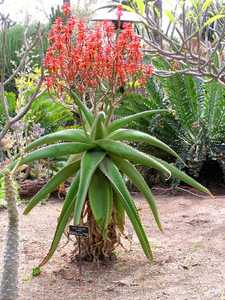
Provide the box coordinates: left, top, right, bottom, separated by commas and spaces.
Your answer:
0, 16, 46, 141
0, 78, 45, 141
122, 0, 225, 85
3, 24, 44, 86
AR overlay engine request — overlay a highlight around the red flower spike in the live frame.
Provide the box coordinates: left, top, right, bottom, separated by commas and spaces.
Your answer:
62, 3, 71, 17
44, 16, 153, 96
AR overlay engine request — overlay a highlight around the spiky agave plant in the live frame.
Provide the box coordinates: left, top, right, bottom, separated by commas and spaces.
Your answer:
18, 93, 211, 265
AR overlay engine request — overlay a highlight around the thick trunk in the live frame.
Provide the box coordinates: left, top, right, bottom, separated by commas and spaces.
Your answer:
0, 173, 19, 300
72, 204, 119, 262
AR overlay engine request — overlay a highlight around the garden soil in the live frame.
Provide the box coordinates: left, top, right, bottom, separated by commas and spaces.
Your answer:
1, 193, 225, 300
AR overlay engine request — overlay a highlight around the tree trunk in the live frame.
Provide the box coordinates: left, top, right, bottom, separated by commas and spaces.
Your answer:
72, 203, 119, 263
0, 173, 19, 300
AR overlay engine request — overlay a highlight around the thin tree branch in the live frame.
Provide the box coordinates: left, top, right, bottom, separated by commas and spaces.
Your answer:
0, 18, 45, 141
3, 24, 43, 87
120, 0, 225, 85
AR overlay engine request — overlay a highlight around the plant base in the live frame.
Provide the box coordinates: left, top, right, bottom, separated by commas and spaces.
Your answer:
71, 207, 120, 263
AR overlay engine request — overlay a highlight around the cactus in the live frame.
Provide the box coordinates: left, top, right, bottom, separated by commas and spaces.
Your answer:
0, 172, 19, 300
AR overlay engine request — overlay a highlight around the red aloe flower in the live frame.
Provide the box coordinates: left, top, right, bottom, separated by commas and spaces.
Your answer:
62, 3, 71, 17
44, 8, 153, 100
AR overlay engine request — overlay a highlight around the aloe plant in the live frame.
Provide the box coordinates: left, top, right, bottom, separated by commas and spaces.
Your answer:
0, 5, 210, 265
7, 8, 211, 264
9, 96, 210, 265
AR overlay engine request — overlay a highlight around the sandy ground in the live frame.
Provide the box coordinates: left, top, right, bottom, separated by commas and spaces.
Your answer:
1, 193, 225, 300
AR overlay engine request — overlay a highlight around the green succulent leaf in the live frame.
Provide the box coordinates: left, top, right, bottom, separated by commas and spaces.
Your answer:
100, 158, 153, 260
39, 196, 75, 267
96, 140, 171, 177
88, 170, 113, 238
24, 160, 80, 215
20, 143, 94, 165
107, 109, 167, 133
70, 90, 94, 127
25, 129, 90, 152
90, 111, 106, 140
39, 173, 80, 266
113, 192, 125, 233
3, 143, 85, 176
67, 153, 82, 164
57, 172, 80, 225
112, 156, 162, 231
155, 157, 213, 196
74, 151, 106, 225
108, 129, 183, 162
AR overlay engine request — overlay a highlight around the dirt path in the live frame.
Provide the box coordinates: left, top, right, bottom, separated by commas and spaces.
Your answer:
1, 193, 225, 300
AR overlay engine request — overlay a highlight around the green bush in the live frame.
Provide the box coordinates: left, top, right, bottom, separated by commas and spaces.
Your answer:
117, 70, 225, 181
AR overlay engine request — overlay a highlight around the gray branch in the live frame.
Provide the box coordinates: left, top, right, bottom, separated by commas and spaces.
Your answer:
0, 16, 45, 142
127, 0, 225, 85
